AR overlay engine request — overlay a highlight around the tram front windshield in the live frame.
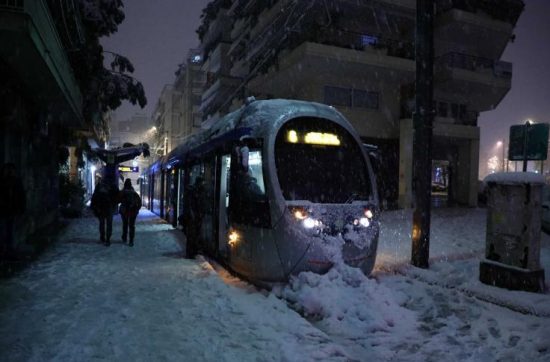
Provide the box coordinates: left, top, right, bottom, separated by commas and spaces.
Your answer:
275, 117, 371, 203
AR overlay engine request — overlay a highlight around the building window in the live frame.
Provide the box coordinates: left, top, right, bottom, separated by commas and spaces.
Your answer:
459, 104, 467, 120
451, 103, 459, 119
324, 86, 379, 110
361, 34, 378, 46
324, 86, 352, 107
437, 101, 448, 117
353, 89, 379, 109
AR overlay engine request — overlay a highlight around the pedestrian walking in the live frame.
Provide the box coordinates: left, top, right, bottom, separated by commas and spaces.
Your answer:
118, 178, 141, 247
0, 163, 26, 261
91, 179, 117, 246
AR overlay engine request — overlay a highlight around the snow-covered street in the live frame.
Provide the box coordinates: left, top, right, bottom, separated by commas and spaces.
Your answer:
0, 208, 549, 362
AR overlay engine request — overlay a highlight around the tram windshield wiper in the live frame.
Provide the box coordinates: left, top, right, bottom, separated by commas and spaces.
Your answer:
345, 193, 358, 204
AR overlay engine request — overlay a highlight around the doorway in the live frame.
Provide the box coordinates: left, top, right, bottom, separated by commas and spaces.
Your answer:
432, 160, 449, 208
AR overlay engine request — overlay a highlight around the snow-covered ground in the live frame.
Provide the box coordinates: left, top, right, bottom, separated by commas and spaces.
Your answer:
0, 207, 549, 361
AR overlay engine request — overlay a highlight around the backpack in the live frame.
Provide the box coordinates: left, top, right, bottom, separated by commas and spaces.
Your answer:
119, 189, 141, 217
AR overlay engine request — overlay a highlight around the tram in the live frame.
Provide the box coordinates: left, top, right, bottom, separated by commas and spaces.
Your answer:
141, 98, 379, 284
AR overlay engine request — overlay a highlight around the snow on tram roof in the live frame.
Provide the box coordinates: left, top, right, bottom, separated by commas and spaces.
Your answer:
161, 98, 347, 169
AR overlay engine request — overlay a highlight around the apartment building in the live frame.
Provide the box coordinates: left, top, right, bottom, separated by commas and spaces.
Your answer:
197, 0, 524, 208
109, 113, 149, 148
150, 49, 206, 160
0, 0, 85, 247
174, 49, 206, 141
151, 85, 181, 157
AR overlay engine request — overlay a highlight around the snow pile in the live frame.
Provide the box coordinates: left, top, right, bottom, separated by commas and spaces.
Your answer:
278, 264, 416, 333
274, 257, 417, 360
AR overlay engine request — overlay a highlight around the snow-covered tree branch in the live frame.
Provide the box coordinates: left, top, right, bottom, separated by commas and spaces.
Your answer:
69, 0, 146, 131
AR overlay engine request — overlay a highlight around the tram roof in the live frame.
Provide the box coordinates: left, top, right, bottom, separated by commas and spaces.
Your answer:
160, 98, 348, 170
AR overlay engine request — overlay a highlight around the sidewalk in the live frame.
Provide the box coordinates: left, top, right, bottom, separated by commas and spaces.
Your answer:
0, 207, 549, 361
0, 210, 347, 362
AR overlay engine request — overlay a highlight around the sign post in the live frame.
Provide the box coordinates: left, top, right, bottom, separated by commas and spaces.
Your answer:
508, 122, 549, 171
411, 0, 434, 269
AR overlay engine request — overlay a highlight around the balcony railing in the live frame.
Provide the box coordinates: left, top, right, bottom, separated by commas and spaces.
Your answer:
435, 0, 525, 26
400, 99, 478, 126
435, 52, 512, 79
0, 0, 24, 9
301, 28, 416, 61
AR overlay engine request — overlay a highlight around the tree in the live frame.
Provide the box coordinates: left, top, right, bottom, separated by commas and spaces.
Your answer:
71, 0, 146, 130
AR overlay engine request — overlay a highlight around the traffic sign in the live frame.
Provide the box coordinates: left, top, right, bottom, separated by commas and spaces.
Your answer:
508, 123, 549, 161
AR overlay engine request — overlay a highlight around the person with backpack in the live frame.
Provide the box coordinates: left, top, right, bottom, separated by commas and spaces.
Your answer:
91, 179, 117, 246
118, 178, 141, 247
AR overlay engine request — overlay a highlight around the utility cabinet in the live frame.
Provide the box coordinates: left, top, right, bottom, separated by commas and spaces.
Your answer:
480, 172, 546, 293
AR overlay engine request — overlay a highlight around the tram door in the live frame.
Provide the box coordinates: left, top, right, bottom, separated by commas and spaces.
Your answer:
177, 169, 185, 228
218, 154, 231, 257
200, 158, 217, 253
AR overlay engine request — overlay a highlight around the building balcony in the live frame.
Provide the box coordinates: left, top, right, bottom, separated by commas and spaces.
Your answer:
200, 75, 241, 116
0, 0, 83, 125
400, 99, 478, 127
201, 9, 232, 60
247, 41, 415, 96
435, 0, 524, 25
435, 2, 522, 59
434, 52, 512, 111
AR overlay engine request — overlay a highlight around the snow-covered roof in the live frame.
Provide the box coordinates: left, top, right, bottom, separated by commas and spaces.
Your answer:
484, 172, 546, 185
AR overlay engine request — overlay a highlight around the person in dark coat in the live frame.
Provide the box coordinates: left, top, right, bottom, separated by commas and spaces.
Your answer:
0, 163, 26, 260
118, 178, 141, 247
91, 179, 117, 246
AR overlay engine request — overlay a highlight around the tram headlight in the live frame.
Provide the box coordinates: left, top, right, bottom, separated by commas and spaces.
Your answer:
303, 217, 316, 228
294, 209, 307, 220
303, 217, 322, 229
291, 207, 308, 220
353, 217, 370, 228
228, 230, 240, 246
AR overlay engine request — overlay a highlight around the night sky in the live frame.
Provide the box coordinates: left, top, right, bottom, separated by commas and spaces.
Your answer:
102, 0, 550, 177
101, 0, 208, 122
479, 0, 550, 176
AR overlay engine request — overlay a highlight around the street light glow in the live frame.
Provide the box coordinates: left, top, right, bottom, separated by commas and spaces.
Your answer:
496, 141, 503, 147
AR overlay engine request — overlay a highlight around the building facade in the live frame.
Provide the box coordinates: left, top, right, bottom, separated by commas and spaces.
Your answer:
0, 0, 86, 249
148, 49, 206, 161
173, 49, 206, 143
195, 0, 524, 208
151, 85, 181, 158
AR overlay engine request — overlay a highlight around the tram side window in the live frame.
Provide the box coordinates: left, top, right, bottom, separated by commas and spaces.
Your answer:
229, 149, 270, 227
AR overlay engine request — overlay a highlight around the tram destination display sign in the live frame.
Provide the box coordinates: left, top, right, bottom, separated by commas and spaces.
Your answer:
508, 123, 549, 161
118, 166, 139, 173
